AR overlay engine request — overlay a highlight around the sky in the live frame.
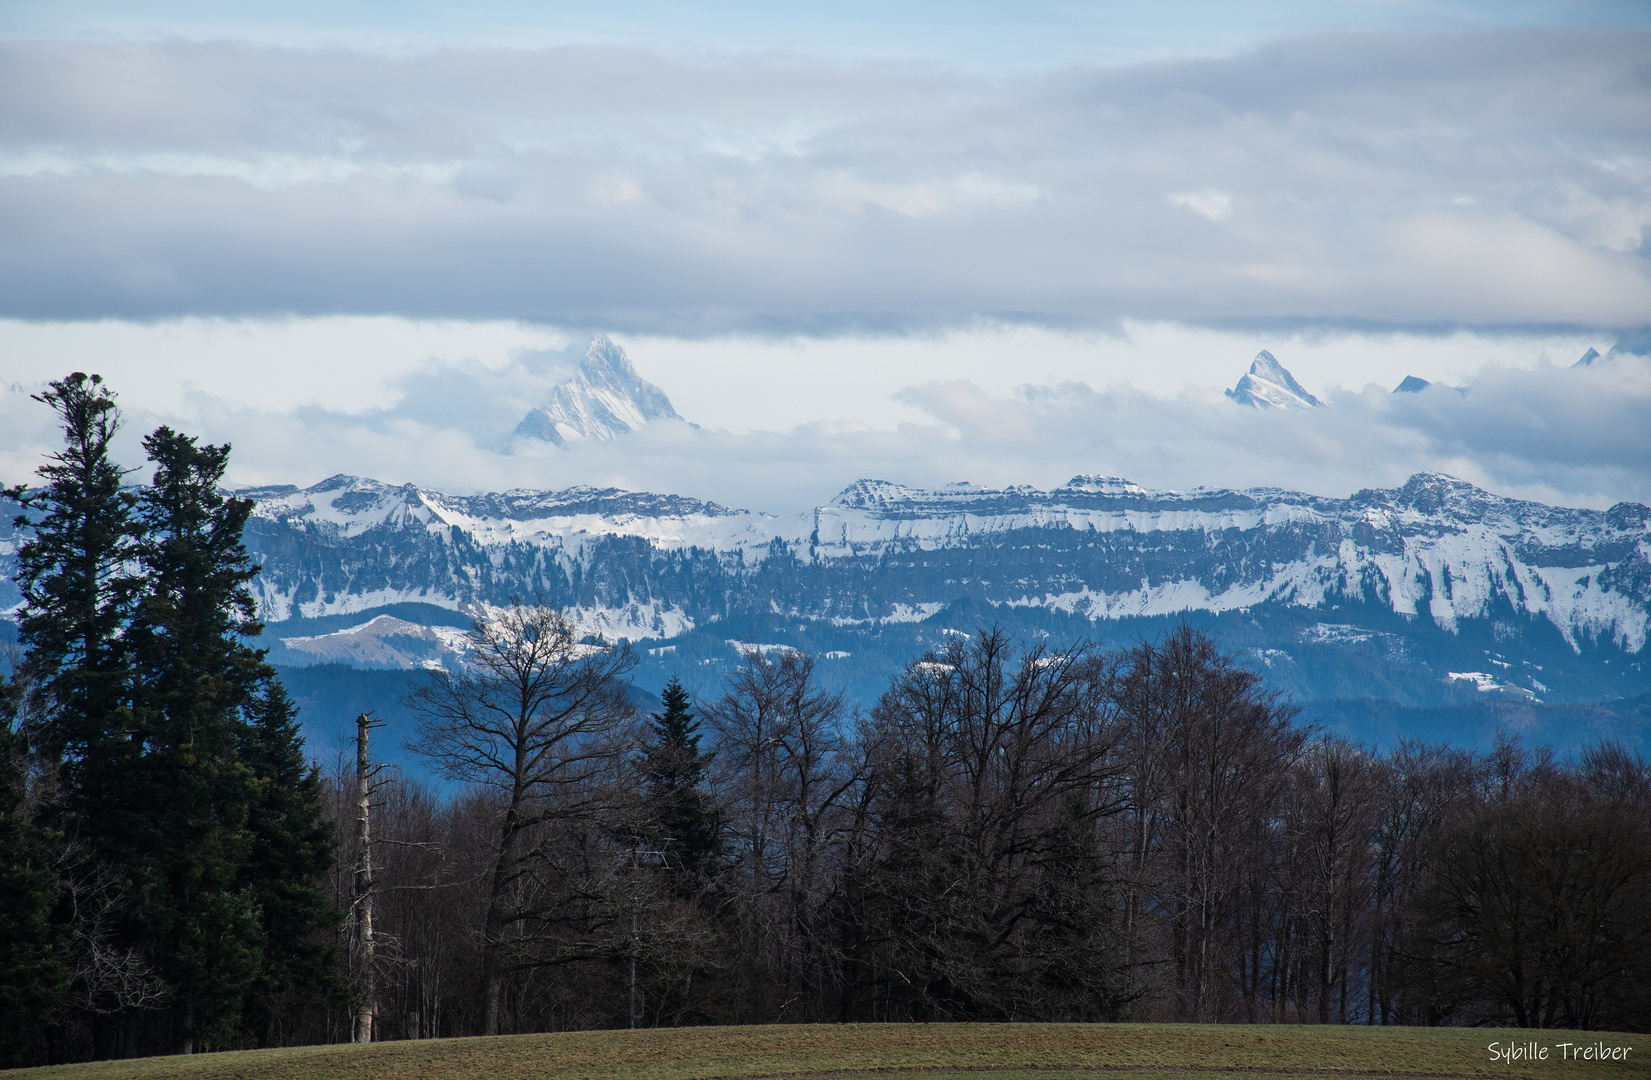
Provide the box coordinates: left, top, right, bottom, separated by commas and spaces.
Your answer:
0, 1, 1648, 513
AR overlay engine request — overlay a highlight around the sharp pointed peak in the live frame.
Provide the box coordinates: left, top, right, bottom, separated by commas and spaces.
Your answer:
581, 333, 636, 375
515, 335, 681, 446
1227, 350, 1324, 409
1249, 349, 1286, 374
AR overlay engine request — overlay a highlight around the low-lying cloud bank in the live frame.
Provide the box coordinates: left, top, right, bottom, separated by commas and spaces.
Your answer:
1, 27, 1648, 331
5, 343, 1646, 514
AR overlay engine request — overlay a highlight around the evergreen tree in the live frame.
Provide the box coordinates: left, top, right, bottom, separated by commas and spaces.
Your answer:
0, 679, 70, 1066
238, 681, 338, 1043
6, 386, 336, 1058
7, 373, 141, 818
124, 426, 275, 1051
5, 374, 149, 1054
642, 678, 718, 879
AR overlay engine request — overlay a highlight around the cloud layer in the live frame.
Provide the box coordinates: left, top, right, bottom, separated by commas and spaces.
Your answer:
6, 335, 1645, 516
2, 28, 1649, 331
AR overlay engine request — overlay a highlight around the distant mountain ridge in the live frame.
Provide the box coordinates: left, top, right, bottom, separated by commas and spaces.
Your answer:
218, 472, 1650, 656
514, 335, 682, 445
1230, 346, 1617, 403
5, 463, 1650, 739
14, 468, 1640, 699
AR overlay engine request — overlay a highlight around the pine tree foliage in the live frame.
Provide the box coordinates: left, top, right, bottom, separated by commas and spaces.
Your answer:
7, 373, 140, 794
132, 426, 268, 747
238, 681, 338, 1037
123, 426, 278, 1051
642, 677, 717, 877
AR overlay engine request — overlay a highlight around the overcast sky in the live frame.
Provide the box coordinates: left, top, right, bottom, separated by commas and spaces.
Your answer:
1, 2, 1647, 512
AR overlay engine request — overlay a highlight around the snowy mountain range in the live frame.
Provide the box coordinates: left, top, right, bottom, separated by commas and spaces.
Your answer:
5, 463, 1649, 745
206, 471, 1648, 668
514, 335, 682, 445
19, 466, 1636, 720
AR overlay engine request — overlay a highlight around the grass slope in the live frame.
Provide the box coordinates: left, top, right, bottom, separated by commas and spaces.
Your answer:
12, 1023, 1648, 1080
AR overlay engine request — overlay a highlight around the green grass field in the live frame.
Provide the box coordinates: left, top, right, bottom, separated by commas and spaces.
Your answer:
11, 1023, 1647, 1080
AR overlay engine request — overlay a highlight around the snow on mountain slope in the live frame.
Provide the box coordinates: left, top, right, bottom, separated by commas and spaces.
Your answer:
4, 468, 1645, 682
514, 335, 682, 445
238, 472, 776, 636
1226, 351, 1325, 409
809, 473, 1649, 652
223, 471, 1651, 661
279, 615, 474, 670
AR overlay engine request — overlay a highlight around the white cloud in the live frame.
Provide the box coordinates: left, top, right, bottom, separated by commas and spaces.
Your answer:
1167, 190, 1232, 221
5, 314, 1603, 441
889, 353, 1651, 511
0, 317, 568, 416
820, 173, 1042, 219
588, 173, 644, 206
0, 30, 1648, 331
1379, 211, 1651, 324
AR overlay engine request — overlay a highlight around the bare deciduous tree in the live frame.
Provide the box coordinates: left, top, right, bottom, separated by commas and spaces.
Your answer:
1113, 626, 1305, 1022
851, 628, 1127, 1021
702, 648, 857, 1022
406, 602, 636, 1035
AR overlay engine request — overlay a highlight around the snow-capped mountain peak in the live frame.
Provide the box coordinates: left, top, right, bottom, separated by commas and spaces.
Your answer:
1226, 351, 1324, 410
515, 335, 682, 446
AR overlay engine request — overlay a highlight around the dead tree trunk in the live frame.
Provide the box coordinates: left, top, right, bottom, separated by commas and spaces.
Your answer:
353, 712, 380, 1044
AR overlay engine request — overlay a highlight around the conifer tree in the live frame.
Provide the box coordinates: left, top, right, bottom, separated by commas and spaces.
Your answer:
642, 677, 718, 879
0, 679, 69, 1066
125, 426, 275, 1051
6, 384, 335, 1057
7, 373, 141, 819
6, 374, 148, 1051
238, 681, 337, 1040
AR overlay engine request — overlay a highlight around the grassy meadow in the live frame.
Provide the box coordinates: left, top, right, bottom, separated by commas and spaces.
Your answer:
10, 1023, 1647, 1080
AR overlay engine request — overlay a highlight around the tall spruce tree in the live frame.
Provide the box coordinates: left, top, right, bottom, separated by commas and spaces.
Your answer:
237, 680, 337, 1042
125, 427, 274, 1052
642, 678, 717, 879
8, 373, 141, 821
7, 374, 149, 1056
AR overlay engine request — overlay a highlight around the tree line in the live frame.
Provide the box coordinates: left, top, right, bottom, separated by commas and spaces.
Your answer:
327, 622, 1648, 1042
2, 375, 1649, 1067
